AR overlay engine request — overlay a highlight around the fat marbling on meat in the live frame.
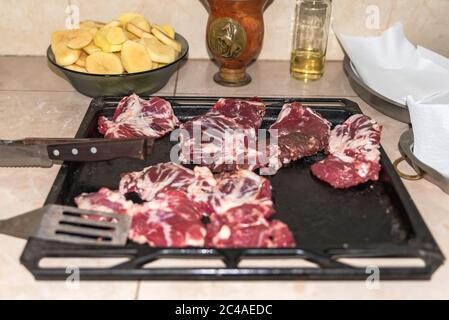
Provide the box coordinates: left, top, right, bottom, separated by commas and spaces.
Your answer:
76, 187, 207, 247
98, 94, 179, 139
119, 162, 215, 202
311, 114, 382, 188
77, 163, 296, 248
178, 98, 280, 173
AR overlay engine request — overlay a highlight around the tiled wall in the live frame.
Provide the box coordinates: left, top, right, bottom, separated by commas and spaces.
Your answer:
1, 0, 448, 60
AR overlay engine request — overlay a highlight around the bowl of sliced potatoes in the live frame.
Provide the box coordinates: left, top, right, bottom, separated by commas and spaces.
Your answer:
47, 13, 188, 97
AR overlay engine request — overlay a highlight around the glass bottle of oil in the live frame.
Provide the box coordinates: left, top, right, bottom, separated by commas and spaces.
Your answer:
290, 0, 332, 81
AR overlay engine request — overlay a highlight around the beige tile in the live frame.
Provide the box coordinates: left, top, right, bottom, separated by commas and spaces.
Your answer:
175, 59, 356, 97
0, 56, 75, 92
396, 0, 449, 57
0, 0, 69, 56
259, 0, 296, 60
0, 91, 90, 139
332, 0, 394, 36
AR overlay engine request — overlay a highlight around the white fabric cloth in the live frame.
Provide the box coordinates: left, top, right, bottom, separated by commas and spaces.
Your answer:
337, 23, 449, 105
337, 23, 449, 179
407, 94, 449, 179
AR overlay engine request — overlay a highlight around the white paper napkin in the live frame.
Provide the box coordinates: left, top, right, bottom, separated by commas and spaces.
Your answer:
407, 94, 449, 179
337, 23, 449, 104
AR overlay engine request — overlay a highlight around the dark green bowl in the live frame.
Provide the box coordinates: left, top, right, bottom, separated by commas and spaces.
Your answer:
47, 34, 188, 97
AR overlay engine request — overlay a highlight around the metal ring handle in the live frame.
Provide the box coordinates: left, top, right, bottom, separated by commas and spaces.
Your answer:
393, 156, 424, 180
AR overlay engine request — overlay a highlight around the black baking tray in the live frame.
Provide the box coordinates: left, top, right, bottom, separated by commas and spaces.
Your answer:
20, 96, 444, 280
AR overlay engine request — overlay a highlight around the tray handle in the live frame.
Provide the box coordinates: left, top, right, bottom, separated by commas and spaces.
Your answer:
393, 156, 424, 180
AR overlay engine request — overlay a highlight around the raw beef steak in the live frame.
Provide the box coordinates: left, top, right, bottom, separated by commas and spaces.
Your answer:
270, 102, 331, 163
76, 163, 297, 248
209, 170, 275, 218
178, 98, 280, 173
119, 162, 215, 206
210, 98, 266, 129
129, 190, 207, 247
206, 205, 295, 248
75, 187, 135, 216
98, 94, 179, 139
311, 114, 382, 189
179, 112, 258, 172
76, 188, 207, 247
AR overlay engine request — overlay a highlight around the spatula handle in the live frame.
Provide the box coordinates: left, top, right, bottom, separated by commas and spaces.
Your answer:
47, 138, 149, 162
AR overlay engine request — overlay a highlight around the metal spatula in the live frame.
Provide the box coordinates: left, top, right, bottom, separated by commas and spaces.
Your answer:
0, 205, 131, 246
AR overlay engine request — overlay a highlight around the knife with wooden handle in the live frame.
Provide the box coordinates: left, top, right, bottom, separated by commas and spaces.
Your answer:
0, 137, 154, 167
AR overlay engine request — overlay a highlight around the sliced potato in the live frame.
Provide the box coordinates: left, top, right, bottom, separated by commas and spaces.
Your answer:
121, 40, 152, 73
51, 30, 69, 49
65, 64, 87, 73
104, 20, 122, 28
86, 51, 124, 74
141, 32, 155, 39
124, 29, 140, 41
94, 28, 122, 52
151, 27, 181, 52
162, 25, 175, 39
83, 42, 101, 55
53, 42, 81, 66
66, 29, 93, 49
87, 27, 98, 36
119, 12, 142, 26
129, 16, 151, 33
153, 24, 175, 39
126, 23, 144, 38
75, 51, 88, 67
106, 26, 127, 45
139, 37, 177, 64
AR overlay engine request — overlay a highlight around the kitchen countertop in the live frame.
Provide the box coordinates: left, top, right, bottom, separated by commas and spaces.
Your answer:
0, 56, 448, 299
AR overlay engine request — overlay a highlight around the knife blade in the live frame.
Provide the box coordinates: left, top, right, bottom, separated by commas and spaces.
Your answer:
0, 137, 154, 167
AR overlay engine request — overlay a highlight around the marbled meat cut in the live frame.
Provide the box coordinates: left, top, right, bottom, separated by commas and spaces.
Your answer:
206, 206, 295, 248
209, 170, 275, 218
270, 102, 331, 163
77, 163, 296, 248
179, 98, 276, 172
76, 188, 207, 247
311, 114, 382, 189
98, 94, 179, 139
211, 97, 266, 129
119, 162, 215, 202
129, 190, 207, 247
75, 187, 135, 216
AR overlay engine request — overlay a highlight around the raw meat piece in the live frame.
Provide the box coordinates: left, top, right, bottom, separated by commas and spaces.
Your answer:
76, 188, 207, 247
311, 114, 382, 188
76, 163, 297, 248
129, 190, 207, 247
205, 205, 296, 248
210, 98, 266, 129
210, 170, 275, 218
75, 187, 135, 216
277, 132, 321, 163
98, 94, 179, 139
270, 102, 331, 163
119, 162, 216, 205
178, 98, 278, 173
